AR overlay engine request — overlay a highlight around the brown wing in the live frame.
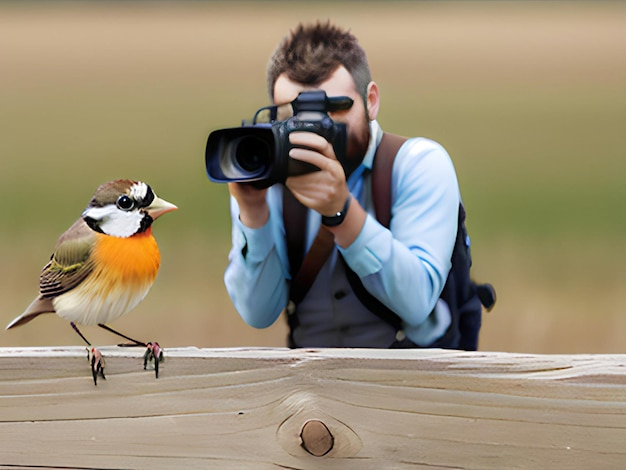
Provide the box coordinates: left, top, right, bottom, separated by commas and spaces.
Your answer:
39, 218, 96, 298
6, 219, 96, 330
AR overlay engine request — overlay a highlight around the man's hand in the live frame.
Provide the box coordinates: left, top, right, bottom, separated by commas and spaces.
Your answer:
286, 131, 350, 216
228, 182, 269, 228
286, 131, 366, 248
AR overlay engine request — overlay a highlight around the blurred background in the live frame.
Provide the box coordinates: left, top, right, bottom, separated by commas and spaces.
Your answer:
1, 1, 624, 354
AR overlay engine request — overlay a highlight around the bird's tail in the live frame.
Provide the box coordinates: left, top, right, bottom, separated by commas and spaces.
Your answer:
6, 297, 55, 329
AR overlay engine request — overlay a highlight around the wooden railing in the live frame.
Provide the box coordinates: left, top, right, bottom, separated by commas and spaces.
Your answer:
0, 347, 625, 469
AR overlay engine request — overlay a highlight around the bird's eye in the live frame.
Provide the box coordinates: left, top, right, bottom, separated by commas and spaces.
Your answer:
116, 195, 135, 211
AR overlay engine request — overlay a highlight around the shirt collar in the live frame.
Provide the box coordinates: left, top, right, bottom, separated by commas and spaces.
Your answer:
361, 120, 383, 171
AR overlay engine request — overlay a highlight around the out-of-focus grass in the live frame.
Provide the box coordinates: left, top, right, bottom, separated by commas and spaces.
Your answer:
0, 2, 624, 353
384, 86, 626, 240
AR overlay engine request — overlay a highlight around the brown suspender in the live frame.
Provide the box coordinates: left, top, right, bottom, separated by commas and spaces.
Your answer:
283, 132, 408, 305
371, 133, 409, 229
288, 223, 334, 305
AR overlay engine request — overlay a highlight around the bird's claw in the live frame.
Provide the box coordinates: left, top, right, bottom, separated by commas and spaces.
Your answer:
87, 347, 106, 386
143, 342, 164, 379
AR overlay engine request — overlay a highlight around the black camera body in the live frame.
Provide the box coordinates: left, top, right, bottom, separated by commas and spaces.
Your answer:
205, 91, 352, 189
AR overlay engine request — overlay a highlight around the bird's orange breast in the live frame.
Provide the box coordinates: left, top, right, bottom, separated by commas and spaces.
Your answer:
52, 227, 162, 325
92, 227, 161, 284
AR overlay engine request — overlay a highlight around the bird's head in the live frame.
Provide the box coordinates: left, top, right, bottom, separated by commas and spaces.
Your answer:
82, 179, 177, 238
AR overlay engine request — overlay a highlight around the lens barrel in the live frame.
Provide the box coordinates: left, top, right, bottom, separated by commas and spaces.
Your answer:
206, 125, 281, 187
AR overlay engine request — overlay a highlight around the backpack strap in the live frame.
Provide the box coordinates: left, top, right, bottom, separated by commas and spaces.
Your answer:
337, 133, 408, 332
371, 133, 408, 228
366, 134, 496, 347
283, 186, 335, 349
284, 186, 335, 304
283, 186, 335, 344
283, 185, 308, 281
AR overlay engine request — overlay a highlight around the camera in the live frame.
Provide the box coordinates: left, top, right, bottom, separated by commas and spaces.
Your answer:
205, 90, 353, 189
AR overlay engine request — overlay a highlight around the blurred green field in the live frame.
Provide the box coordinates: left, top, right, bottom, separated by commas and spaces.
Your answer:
1, 1, 624, 353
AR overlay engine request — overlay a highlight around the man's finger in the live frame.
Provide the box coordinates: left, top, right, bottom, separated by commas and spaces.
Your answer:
289, 147, 336, 173
289, 132, 337, 160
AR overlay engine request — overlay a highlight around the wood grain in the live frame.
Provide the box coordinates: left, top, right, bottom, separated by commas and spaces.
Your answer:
0, 347, 625, 469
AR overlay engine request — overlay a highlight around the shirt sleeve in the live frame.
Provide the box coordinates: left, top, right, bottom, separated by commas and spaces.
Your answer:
224, 192, 290, 328
339, 137, 460, 329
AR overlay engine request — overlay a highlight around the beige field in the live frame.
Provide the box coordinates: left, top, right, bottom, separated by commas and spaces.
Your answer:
0, 2, 624, 354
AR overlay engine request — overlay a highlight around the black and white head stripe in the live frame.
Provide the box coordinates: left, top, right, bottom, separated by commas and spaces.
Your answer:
82, 179, 157, 237
129, 181, 155, 208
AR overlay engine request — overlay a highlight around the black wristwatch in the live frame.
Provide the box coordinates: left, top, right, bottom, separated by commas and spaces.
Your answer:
321, 196, 351, 227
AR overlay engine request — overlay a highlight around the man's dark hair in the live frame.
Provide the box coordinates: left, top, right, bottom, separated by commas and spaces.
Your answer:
267, 21, 372, 104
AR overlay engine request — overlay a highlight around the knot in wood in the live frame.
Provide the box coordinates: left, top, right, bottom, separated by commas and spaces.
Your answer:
300, 419, 334, 457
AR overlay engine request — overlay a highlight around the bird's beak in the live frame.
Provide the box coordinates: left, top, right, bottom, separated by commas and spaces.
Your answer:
146, 196, 178, 219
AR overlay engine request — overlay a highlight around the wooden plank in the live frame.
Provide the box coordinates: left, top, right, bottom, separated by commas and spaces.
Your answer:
0, 347, 625, 469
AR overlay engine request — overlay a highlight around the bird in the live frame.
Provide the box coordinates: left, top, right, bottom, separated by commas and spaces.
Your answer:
5, 179, 177, 385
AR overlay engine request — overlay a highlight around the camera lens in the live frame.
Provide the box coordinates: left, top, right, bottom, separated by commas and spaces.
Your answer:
235, 136, 270, 174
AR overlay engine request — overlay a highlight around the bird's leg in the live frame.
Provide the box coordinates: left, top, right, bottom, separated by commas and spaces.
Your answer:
70, 321, 92, 346
98, 323, 146, 347
70, 322, 105, 386
98, 324, 163, 379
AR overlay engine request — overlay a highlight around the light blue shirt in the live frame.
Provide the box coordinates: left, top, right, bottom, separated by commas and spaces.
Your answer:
224, 120, 460, 347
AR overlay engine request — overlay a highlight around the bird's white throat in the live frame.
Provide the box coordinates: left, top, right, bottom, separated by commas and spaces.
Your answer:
82, 205, 144, 238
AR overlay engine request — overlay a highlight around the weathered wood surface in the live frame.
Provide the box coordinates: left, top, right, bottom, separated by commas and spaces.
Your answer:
0, 347, 625, 469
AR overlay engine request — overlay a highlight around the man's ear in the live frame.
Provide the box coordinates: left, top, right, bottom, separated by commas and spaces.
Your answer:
366, 81, 380, 121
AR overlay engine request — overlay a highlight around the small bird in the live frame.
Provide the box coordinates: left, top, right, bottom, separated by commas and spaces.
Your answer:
6, 179, 177, 385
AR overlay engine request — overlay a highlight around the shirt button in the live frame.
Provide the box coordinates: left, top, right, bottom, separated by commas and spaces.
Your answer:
334, 290, 347, 300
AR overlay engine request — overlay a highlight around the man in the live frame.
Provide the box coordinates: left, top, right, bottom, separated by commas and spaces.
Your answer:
224, 21, 461, 348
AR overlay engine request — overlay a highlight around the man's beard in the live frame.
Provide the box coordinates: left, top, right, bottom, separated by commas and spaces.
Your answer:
341, 116, 371, 178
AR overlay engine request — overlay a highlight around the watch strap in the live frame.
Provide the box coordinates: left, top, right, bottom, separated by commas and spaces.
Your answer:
321, 196, 351, 227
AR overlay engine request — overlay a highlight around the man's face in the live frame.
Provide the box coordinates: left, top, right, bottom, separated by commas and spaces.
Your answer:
273, 66, 371, 166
